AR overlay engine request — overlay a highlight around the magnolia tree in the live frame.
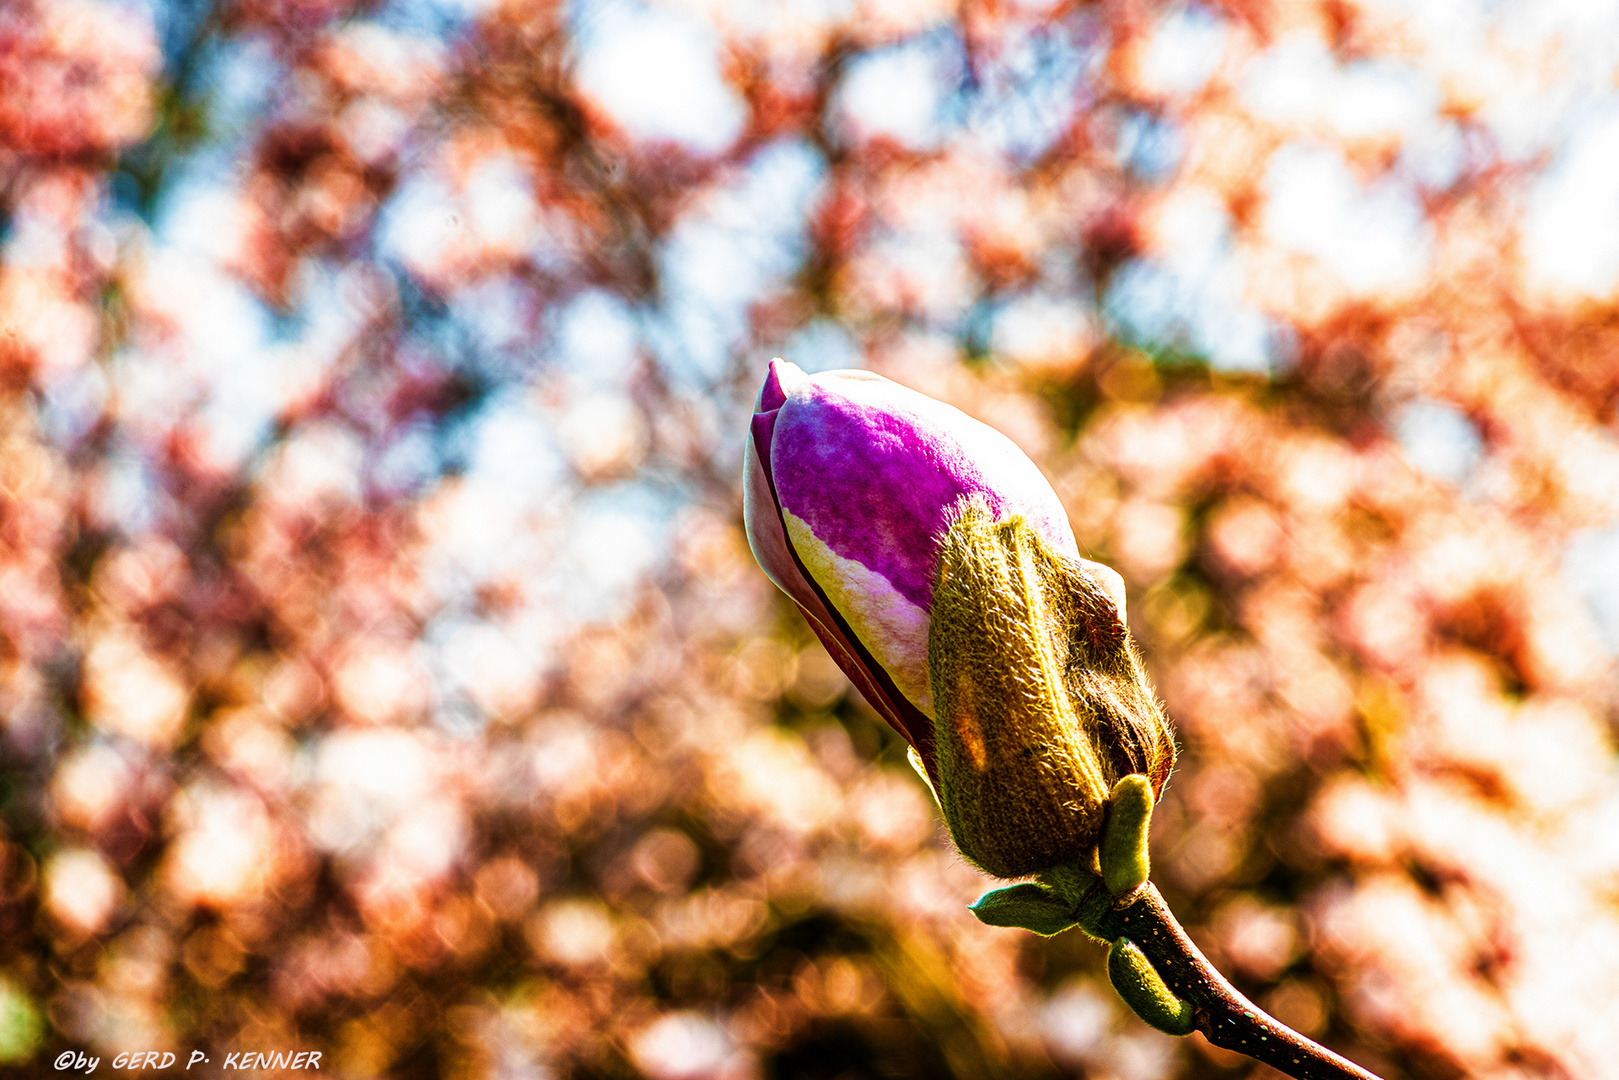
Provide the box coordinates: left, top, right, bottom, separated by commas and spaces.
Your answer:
2, 0, 1619, 1078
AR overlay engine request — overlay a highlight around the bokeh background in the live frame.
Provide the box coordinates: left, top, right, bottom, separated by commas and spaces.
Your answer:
4, 0, 1619, 1077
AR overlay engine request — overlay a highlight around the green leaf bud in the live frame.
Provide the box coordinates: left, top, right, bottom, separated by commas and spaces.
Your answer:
1101, 774, 1154, 898
1107, 938, 1196, 1036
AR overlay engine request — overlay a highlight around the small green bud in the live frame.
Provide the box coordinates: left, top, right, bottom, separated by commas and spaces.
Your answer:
967, 882, 1080, 936
1107, 938, 1196, 1036
1101, 774, 1154, 898
929, 498, 1176, 878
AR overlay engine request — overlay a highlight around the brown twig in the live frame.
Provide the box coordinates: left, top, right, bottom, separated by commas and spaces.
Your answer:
1094, 884, 1383, 1080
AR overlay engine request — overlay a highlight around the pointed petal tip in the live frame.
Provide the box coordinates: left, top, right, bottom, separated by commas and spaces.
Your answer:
769, 357, 806, 381
757, 358, 807, 412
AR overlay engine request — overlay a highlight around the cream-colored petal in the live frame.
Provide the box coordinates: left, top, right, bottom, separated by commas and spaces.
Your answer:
783, 507, 933, 717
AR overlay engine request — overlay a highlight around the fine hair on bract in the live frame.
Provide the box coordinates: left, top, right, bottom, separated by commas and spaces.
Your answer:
928, 495, 1176, 879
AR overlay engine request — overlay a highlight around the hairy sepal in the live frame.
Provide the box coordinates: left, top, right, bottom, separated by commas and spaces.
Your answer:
929, 497, 1176, 878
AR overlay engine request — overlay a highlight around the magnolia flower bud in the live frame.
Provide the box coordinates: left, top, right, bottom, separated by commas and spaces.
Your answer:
744, 359, 1173, 877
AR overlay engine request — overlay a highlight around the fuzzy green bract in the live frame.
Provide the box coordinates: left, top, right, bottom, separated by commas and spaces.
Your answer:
930, 501, 1175, 878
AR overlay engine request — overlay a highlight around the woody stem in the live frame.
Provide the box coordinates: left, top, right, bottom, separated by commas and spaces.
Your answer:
1090, 883, 1382, 1080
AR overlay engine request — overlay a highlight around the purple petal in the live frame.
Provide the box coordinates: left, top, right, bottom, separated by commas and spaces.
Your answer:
743, 398, 934, 763
770, 372, 1078, 612
755, 357, 796, 413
